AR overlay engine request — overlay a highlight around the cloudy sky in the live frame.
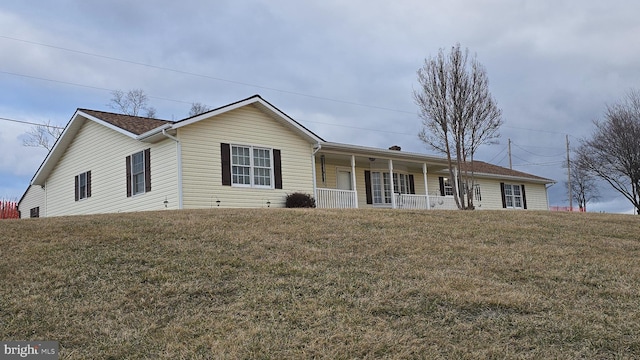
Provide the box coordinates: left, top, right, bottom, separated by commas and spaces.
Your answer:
1, 1, 638, 213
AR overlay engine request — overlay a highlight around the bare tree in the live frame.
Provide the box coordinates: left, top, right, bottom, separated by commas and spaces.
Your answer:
577, 89, 640, 214
414, 44, 503, 210
188, 102, 211, 117
22, 119, 64, 151
567, 149, 599, 211
107, 89, 157, 118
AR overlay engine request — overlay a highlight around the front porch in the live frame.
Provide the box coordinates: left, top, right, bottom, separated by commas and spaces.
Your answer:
312, 144, 461, 210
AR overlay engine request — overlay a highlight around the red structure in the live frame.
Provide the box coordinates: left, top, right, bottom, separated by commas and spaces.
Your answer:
549, 206, 585, 212
1, 201, 19, 219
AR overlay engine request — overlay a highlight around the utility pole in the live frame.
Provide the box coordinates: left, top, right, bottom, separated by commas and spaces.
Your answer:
566, 135, 573, 210
508, 138, 512, 169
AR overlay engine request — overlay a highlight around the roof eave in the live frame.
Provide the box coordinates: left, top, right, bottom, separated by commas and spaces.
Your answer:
473, 172, 555, 184
31, 110, 139, 185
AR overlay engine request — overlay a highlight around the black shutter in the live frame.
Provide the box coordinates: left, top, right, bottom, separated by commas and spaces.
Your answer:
439, 177, 445, 196
273, 149, 282, 189
221, 143, 231, 186
521, 184, 527, 209
364, 170, 372, 204
75, 175, 79, 201
87, 171, 92, 198
144, 149, 151, 192
408, 174, 415, 194
500, 182, 506, 208
126, 155, 132, 197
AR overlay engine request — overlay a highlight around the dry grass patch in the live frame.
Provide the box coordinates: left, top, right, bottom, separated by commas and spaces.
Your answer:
1, 209, 639, 358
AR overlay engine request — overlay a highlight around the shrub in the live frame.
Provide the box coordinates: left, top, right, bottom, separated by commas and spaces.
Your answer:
285, 192, 316, 208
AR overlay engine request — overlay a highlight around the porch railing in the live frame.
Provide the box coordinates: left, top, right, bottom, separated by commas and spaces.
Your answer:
426, 194, 458, 210
395, 194, 429, 209
395, 194, 458, 210
316, 188, 358, 209
316, 189, 459, 210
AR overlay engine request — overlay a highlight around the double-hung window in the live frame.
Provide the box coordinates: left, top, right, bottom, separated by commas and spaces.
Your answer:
131, 151, 145, 195
126, 149, 151, 197
231, 145, 272, 188
221, 143, 282, 189
501, 183, 527, 209
443, 178, 454, 196
393, 173, 411, 195
503, 184, 523, 208
75, 171, 91, 201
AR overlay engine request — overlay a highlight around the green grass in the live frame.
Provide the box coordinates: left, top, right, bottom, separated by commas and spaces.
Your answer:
1, 209, 639, 359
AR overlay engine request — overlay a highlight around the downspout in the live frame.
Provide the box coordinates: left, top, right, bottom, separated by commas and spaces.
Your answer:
312, 143, 322, 203
545, 183, 554, 211
162, 129, 183, 209
43, 182, 47, 218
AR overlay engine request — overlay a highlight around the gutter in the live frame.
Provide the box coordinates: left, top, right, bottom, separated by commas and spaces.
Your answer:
161, 129, 184, 209
137, 124, 173, 141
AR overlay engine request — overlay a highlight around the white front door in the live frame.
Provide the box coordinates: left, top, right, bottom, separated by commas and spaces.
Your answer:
336, 170, 352, 190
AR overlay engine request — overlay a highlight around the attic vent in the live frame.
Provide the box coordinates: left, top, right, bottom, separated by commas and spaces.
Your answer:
389, 145, 401, 151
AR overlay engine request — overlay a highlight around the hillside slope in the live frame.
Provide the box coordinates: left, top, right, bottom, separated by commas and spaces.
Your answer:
2, 209, 639, 359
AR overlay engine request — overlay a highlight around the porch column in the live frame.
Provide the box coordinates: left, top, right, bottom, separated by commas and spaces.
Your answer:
351, 155, 358, 208
388, 159, 396, 209
423, 163, 430, 210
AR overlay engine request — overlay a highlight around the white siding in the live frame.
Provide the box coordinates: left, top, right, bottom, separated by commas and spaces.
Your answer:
44, 119, 179, 216
18, 185, 45, 218
471, 178, 549, 211
474, 178, 502, 210
180, 105, 315, 208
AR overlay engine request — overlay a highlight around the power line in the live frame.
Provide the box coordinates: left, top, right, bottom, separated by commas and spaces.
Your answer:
0, 117, 64, 129
513, 161, 564, 167
0, 70, 419, 137
0, 70, 195, 105
0, 35, 413, 114
512, 153, 564, 166
512, 142, 565, 158
487, 146, 507, 163
0, 35, 581, 149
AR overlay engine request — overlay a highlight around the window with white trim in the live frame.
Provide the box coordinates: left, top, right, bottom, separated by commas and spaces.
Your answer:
78, 172, 88, 199
231, 145, 272, 188
443, 177, 454, 196
131, 151, 145, 195
126, 148, 151, 197
371, 171, 412, 205
503, 184, 523, 208
393, 173, 410, 195
75, 170, 91, 201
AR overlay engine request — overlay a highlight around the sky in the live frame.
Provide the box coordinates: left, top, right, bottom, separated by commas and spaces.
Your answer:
1, 0, 638, 214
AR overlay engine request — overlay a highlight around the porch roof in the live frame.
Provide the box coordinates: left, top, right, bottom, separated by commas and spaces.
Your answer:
318, 142, 555, 184
319, 142, 448, 165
